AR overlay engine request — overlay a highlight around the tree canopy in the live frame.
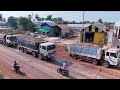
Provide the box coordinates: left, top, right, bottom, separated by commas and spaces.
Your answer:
7, 16, 18, 29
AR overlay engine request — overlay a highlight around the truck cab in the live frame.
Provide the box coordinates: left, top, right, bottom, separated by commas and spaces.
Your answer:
5, 35, 17, 47
38, 42, 56, 60
103, 47, 120, 67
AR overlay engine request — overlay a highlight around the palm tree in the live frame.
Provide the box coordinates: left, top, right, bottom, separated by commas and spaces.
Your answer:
51, 18, 54, 22
3, 18, 6, 22
28, 15, 32, 21
46, 15, 52, 21
35, 14, 40, 21
41, 17, 44, 23
98, 19, 103, 23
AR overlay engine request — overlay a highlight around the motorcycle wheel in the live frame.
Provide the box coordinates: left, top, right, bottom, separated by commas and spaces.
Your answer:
62, 70, 69, 76
57, 69, 60, 73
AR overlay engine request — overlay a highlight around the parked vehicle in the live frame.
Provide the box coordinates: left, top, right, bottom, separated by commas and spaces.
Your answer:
17, 37, 56, 60
68, 44, 120, 68
0, 34, 17, 47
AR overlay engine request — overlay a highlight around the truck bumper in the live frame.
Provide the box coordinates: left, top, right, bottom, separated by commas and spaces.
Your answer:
8, 43, 17, 47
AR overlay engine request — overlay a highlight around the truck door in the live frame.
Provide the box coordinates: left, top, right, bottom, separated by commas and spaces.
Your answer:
105, 52, 110, 60
109, 53, 118, 66
40, 45, 47, 56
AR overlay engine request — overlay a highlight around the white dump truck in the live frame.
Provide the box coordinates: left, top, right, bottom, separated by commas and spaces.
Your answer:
0, 34, 17, 47
68, 44, 120, 68
17, 36, 56, 60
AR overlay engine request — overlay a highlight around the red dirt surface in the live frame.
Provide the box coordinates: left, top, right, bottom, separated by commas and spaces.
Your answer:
56, 44, 120, 79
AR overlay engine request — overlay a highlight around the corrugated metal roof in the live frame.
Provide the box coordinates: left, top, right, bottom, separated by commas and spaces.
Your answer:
67, 24, 91, 32
93, 21, 106, 32
41, 22, 57, 27
67, 24, 91, 28
57, 24, 70, 29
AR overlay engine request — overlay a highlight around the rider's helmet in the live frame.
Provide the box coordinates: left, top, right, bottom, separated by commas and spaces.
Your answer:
63, 63, 66, 66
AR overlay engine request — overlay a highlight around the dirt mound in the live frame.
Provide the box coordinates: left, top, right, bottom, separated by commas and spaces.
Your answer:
18, 35, 46, 43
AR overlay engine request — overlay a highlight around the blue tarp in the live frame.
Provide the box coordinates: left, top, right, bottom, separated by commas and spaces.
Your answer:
69, 44, 97, 55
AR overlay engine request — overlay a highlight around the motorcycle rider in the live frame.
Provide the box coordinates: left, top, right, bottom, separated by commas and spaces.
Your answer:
13, 60, 20, 72
61, 63, 67, 70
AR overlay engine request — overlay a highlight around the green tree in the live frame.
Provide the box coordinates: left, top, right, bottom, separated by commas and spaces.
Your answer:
98, 19, 103, 23
72, 21, 76, 24
41, 17, 44, 22
46, 15, 52, 21
61, 20, 68, 24
3, 18, 6, 22
54, 17, 62, 24
35, 14, 40, 21
28, 15, 32, 20
18, 17, 36, 32
7, 16, 18, 29
51, 18, 54, 22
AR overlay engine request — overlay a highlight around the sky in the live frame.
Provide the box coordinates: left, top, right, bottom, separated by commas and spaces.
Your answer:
0, 11, 120, 22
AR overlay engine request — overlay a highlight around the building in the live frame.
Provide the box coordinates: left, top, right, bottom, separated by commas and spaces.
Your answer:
80, 21, 106, 44
106, 23, 114, 31
38, 22, 61, 37
67, 24, 91, 32
57, 24, 73, 38
114, 21, 120, 39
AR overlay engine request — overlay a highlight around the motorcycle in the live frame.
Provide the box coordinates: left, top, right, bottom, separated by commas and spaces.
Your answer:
57, 67, 69, 76
12, 65, 20, 73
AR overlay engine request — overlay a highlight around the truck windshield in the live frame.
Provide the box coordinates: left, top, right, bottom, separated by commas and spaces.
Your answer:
47, 45, 56, 51
8, 37, 16, 41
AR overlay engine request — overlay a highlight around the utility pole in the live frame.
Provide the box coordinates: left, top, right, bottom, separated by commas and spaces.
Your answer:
32, 13, 34, 22
82, 11, 85, 43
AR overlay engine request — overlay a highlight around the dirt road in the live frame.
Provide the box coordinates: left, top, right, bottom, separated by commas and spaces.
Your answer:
0, 44, 120, 79
56, 45, 120, 79
0, 45, 68, 79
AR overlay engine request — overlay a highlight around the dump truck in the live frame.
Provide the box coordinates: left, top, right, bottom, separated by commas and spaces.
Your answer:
68, 44, 120, 68
0, 34, 17, 47
17, 35, 56, 60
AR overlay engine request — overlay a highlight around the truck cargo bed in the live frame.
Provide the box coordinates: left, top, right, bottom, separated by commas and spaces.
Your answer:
68, 44, 102, 59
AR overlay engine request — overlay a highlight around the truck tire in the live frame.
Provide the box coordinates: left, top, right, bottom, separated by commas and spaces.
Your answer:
38, 54, 43, 60
5, 43, 9, 47
79, 56, 83, 61
24, 49, 28, 54
21, 48, 24, 52
32, 52, 36, 57
102, 61, 110, 68
72, 54, 76, 59
92, 59, 98, 65
18, 46, 21, 50
69, 53, 72, 57
76, 55, 80, 60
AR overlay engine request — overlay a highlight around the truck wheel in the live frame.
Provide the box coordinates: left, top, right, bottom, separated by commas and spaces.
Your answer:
72, 54, 76, 59
92, 59, 98, 65
18, 46, 21, 50
102, 61, 110, 68
32, 52, 36, 57
5, 43, 9, 47
79, 56, 83, 61
38, 54, 42, 60
76, 55, 79, 60
24, 49, 28, 54
69, 53, 72, 57
21, 48, 24, 52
